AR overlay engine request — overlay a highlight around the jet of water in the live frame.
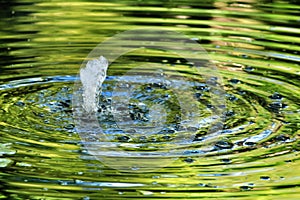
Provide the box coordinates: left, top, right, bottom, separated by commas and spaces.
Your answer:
80, 56, 108, 113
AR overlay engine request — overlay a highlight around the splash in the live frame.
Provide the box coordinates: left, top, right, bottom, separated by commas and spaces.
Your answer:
80, 56, 108, 114
72, 28, 225, 172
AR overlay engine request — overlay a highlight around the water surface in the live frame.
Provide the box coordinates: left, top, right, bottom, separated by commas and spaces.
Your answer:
0, 0, 300, 199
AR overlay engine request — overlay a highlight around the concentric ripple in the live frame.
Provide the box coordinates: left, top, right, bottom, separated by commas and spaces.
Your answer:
1, 0, 300, 199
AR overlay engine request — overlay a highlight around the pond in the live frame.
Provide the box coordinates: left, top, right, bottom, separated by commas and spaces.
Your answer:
0, 0, 300, 199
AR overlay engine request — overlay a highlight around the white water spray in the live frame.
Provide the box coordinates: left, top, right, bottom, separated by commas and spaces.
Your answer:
80, 56, 108, 114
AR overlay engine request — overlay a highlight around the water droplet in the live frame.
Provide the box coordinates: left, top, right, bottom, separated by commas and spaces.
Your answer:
229, 78, 240, 84
275, 135, 290, 141
140, 190, 153, 195
199, 183, 213, 187
244, 141, 256, 146
193, 131, 206, 141
260, 176, 270, 180
215, 140, 233, 149
269, 92, 283, 100
268, 102, 287, 112
221, 158, 231, 163
152, 175, 160, 179
194, 84, 209, 91
225, 110, 235, 117
16, 162, 32, 167
138, 136, 147, 142
64, 124, 74, 130
194, 92, 202, 99
161, 135, 171, 140
227, 94, 238, 101
0, 158, 13, 168
206, 104, 214, 109
183, 157, 194, 163
151, 82, 167, 89
117, 135, 130, 142
60, 181, 68, 186
187, 127, 198, 132
131, 166, 140, 171
193, 133, 204, 142
159, 128, 175, 134
240, 185, 252, 191
244, 66, 254, 72
15, 101, 25, 107
0, 144, 16, 156
75, 179, 83, 184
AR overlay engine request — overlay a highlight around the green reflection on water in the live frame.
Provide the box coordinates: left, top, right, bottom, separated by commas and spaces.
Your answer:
0, 0, 300, 199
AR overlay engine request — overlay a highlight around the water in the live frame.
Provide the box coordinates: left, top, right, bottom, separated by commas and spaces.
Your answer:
1, 0, 300, 199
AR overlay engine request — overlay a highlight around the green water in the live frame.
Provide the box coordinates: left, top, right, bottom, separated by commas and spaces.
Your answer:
1, 0, 300, 199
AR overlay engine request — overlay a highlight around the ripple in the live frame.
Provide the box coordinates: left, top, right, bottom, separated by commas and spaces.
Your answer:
1, 0, 300, 199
